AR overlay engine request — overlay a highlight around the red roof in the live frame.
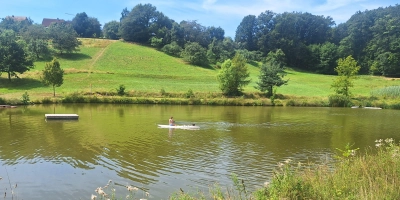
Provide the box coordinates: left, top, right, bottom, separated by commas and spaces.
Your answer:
42, 18, 65, 27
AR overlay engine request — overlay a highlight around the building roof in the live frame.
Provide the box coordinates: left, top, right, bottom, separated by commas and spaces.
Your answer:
42, 18, 65, 27
6, 15, 27, 21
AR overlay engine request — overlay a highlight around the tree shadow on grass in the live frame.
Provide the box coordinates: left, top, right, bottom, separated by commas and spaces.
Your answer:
0, 77, 43, 90
248, 61, 260, 68
56, 53, 92, 61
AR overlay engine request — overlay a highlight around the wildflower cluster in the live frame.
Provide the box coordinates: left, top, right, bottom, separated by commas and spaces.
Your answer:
91, 180, 149, 200
375, 138, 399, 158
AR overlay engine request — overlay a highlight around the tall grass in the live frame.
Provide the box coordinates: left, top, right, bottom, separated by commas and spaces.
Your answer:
253, 139, 400, 200
169, 139, 400, 199
371, 86, 400, 98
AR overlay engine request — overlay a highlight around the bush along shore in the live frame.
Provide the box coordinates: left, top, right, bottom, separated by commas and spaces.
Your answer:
1, 91, 400, 109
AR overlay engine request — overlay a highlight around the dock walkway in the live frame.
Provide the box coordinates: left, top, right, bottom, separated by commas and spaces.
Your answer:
45, 114, 79, 120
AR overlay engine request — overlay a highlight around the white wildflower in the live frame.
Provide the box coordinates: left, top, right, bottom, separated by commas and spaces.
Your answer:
263, 181, 270, 187
127, 186, 138, 191
385, 138, 394, 143
95, 187, 107, 197
350, 150, 356, 156
91, 194, 97, 200
284, 159, 292, 164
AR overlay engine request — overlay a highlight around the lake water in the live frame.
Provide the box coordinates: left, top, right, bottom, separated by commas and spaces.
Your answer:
1, 104, 399, 199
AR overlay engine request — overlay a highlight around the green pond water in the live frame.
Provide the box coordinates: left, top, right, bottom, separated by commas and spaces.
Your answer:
0, 104, 399, 199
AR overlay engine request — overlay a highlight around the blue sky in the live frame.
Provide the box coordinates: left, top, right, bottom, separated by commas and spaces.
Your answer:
1, 0, 398, 37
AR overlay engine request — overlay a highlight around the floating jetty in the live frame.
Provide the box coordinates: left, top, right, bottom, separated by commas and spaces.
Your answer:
351, 106, 382, 109
0, 105, 17, 108
45, 114, 79, 120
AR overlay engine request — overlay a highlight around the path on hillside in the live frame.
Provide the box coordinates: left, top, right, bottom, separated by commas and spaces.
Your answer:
87, 40, 117, 77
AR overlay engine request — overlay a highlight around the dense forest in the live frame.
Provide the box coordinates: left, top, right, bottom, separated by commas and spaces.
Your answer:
1, 3, 400, 77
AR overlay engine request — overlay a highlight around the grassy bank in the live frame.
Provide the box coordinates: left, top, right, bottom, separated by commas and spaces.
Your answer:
86, 139, 400, 199
170, 139, 400, 199
1, 38, 400, 107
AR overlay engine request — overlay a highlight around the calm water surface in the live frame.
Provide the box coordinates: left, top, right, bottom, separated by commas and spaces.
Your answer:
1, 104, 400, 199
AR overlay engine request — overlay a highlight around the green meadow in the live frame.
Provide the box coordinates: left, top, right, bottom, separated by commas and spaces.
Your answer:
1, 38, 400, 104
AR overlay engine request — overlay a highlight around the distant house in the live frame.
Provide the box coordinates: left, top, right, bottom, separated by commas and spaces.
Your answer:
5, 15, 27, 21
42, 18, 65, 27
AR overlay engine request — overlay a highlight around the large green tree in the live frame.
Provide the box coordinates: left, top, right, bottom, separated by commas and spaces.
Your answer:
181, 42, 208, 66
217, 53, 250, 96
0, 29, 34, 81
0, 16, 33, 33
331, 55, 360, 97
22, 24, 50, 59
42, 58, 64, 97
255, 49, 288, 96
180, 20, 209, 47
235, 15, 258, 51
72, 12, 101, 38
103, 21, 120, 40
48, 22, 81, 54
120, 4, 172, 43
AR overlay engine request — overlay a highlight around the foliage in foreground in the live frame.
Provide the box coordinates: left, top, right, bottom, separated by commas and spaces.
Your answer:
170, 139, 400, 200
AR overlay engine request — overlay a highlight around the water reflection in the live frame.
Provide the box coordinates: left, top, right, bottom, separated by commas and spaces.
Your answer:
0, 105, 400, 199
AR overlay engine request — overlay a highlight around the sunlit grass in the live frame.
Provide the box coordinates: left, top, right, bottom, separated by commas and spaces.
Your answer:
1, 38, 400, 103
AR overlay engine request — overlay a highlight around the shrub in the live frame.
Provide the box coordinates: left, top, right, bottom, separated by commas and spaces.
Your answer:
62, 92, 86, 103
41, 97, 53, 104
21, 91, 30, 105
0, 97, 6, 104
116, 84, 126, 96
185, 89, 194, 98
161, 42, 182, 57
328, 94, 351, 107
160, 88, 166, 96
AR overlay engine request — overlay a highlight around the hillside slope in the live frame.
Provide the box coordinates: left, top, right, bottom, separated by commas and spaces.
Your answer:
1, 38, 400, 99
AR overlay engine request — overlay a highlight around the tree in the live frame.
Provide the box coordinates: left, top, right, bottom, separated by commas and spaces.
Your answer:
331, 55, 360, 97
181, 42, 208, 66
48, 22, 81, 54
217, 53, 250, 96
42, 58, 64, 97
120, 4, 163, 43
0, 16, 33, 33
0, 29, 34, 81
255, 49, 288, 96
103, 21, 120, 40
180, 20, 209, 47
22, 24, 50, 59
235, 15, 258, 51
161, 42, 182, 57
71, 12, 101, 38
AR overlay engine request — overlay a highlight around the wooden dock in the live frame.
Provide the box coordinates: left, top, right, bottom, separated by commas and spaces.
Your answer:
45, 114, 79, 120
0, 105, 17, 108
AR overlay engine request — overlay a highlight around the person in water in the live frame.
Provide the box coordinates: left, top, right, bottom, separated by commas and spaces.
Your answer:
169, 116, 175, 126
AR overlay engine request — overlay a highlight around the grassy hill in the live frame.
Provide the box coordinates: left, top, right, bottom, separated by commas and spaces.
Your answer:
1, 38, 400, 102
